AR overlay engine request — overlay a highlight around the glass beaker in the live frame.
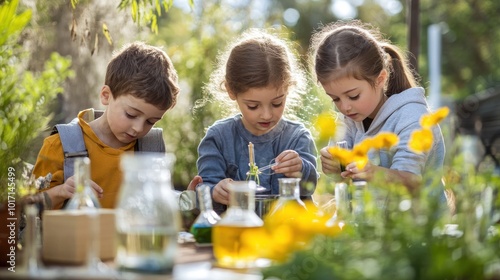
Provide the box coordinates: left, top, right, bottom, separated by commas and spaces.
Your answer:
190, 184, 221, 246
267, 178, 307, 217
115, 152, 180, 273
212, 181, 264, 268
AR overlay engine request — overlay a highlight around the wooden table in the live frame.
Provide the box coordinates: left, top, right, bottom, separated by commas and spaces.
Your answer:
0, 241, 263, 280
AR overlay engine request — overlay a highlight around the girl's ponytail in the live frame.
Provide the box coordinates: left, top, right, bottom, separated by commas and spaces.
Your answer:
381, 44, 419, 96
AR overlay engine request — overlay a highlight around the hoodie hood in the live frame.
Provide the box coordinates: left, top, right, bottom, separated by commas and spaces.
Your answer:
347, 87, 429, 135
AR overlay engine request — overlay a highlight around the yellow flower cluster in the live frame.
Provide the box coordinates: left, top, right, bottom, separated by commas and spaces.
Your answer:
251, 108, 449, 264
327, 132, 399, 169
408, 107, 449, 154
246, 201, 340, 263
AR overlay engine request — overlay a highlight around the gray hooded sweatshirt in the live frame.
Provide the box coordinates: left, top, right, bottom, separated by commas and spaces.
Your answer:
343, 87, 445, 185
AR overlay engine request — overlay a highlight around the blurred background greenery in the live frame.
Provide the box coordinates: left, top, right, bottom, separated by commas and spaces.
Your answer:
3, 1, 500, 278
1, 0, 500, 190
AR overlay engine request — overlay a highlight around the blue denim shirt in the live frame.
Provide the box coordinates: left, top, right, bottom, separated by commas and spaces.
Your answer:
197, 114, 318, 213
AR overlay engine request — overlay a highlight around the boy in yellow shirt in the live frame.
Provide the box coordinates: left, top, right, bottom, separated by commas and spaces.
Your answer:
33, 41, 201, 209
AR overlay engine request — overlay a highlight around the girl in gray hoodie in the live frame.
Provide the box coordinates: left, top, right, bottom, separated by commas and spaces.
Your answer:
311, 20, 445, 195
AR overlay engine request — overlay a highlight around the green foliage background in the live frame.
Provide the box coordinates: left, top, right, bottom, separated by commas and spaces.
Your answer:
0, 0, 72, 200
2, 0, 500, 188
1, 0, 500, 278
262, 154, 500, 279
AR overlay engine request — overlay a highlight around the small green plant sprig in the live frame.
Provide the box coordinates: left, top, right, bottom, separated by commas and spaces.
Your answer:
246, 142, 261, 186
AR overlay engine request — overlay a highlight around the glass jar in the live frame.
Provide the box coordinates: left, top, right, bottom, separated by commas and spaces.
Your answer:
190, 184, 221, 246
267, 178, 307, 217
115, 152, 180, 273
212, 181, 264, 268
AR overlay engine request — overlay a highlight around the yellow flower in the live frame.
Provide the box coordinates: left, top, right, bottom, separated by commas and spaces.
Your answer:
408, 128, 433, 153
375, 132, 400, 149
420, 107, 450, 129
314, 112, 337, 144
351, 144, 370, 169
327, 132, 399, 170
327, 146, 352, 167
353, 139, 372, 155
259, 201, 346, 262
353, 153, 370, 170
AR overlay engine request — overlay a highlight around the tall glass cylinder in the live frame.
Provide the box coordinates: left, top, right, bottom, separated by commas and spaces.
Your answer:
326, 182, 350, 229
351, 180, 367, 222
115, 153, 180, 273
212, 181, 264, 268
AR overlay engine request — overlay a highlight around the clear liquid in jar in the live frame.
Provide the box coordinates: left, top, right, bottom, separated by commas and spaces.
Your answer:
116, 227, 177, 273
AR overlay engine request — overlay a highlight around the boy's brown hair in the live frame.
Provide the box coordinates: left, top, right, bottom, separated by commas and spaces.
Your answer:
105, 41, 179, 110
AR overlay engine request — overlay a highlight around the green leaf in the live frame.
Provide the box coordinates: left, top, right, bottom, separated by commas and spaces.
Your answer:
70, 0, 78, 9
150, 14, 158, 34
102, 23, 113, 45
0, 0, 31, 46
155, 0, 161, 16
131, 0, 138, 22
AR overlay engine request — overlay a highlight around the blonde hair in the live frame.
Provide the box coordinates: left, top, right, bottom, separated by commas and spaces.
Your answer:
201, 28, 307, 119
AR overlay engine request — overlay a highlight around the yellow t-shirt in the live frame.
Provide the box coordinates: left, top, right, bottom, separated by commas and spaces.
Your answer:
33, 109, 136, 208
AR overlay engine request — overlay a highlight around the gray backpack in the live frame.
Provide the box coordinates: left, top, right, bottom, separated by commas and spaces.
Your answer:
51, 109, 165, 181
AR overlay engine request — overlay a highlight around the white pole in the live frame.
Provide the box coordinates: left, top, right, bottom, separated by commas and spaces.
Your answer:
428, 24, 442, 110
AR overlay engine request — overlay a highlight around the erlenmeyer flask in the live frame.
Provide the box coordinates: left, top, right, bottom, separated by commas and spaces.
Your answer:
212, 181, 264, 268
65, 157, 100, 209
267, 178, 307, 217
64, 157, 100, 272
190, 184, 221, 246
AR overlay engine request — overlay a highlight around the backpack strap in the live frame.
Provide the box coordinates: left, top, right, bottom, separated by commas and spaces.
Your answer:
51, 118, 88, 182
135, 127, 166, 153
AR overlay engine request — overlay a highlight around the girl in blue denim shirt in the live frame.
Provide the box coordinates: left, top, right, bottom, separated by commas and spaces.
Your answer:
197, 28, 319, 214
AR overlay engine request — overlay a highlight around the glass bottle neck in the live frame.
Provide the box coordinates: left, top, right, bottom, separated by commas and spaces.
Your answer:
197, 185, 214, 212
228, 183, 255, 211
278, 178, 301, 199
74, 157, 91, 193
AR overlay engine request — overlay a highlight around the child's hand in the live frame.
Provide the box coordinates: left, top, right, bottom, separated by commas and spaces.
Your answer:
320, 146, 342, 175
64, 176, 104, 199
212, 178, 233, 205
341, 162, 374, 181
187, 175, 203, 191
46, 176, 103, 209
57, 176, 77, 200
274, 150, 303, 178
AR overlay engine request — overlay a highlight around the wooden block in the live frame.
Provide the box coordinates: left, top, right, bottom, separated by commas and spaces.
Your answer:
42, 209, 116, 264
